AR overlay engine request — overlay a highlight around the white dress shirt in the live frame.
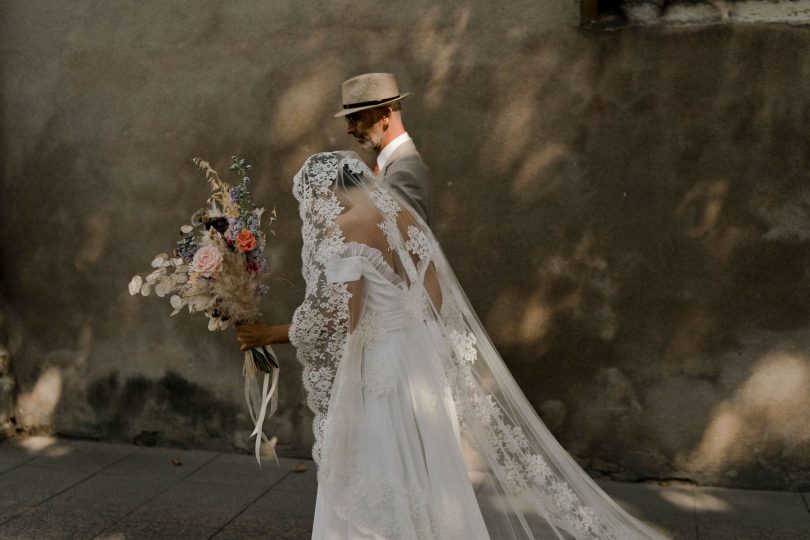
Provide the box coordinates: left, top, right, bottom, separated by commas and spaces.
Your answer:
376, 132, 411, 173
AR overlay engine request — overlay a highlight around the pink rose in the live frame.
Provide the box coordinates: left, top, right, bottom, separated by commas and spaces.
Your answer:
236, 229, 257, 253
191, 244, 223, 278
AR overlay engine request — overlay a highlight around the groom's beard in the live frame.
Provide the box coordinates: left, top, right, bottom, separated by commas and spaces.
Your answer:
355, 129, 384, 152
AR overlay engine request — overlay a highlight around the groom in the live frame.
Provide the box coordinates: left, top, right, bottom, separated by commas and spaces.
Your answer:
336, 72, 431, 223
236, 73, 431, 350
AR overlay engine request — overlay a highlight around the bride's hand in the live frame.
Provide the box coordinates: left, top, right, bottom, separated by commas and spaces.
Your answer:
236, 322, 271, 351
236, 322, 292, 350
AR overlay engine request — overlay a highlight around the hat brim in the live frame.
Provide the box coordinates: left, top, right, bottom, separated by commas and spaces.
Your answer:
334, 93, 410, 118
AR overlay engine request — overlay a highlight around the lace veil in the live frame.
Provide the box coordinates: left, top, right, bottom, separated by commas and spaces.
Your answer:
289, 151, 666, 539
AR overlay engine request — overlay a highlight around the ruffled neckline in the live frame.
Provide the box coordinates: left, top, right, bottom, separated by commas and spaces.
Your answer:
343, 242, 404, 287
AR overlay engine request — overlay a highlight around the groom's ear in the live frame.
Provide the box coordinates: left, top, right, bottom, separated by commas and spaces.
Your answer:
371, 107, 390, 123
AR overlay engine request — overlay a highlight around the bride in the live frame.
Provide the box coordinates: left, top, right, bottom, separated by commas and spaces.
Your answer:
237, 151, 667, 539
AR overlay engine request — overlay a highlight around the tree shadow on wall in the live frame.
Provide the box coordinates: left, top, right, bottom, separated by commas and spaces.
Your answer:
4, 2, 810, 492
396, 11, 810, 490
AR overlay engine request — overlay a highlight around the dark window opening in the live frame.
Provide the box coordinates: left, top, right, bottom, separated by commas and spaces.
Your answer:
581, 0, 623, 26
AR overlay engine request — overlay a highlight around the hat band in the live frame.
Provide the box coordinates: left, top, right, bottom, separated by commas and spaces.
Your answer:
342, 95, 401, 110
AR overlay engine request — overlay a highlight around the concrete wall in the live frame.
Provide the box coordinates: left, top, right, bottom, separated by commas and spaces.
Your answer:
2, 1, 809, 490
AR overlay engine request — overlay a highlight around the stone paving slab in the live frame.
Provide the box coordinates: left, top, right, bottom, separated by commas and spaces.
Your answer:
24, 440, 133, 474
0, 441, 36, 475
184, 452, 298, 488
229, 489, 316, 529
209, 483, 316, 539
697, 525, 805, 539
100, 445, 217, 480
1, 437, 809, 539
598, 480, 698, 539
212, 515, 312, 540
48, 473, 175, 512
664, 524, 700, 540
95, 515, 218, 540
598, 479, 697, 528
0, 502, 29, 529
693, 487, 810, 534
124, 479, 268, 530
0, 496, 124, 540
0, 465, 90, 509
270, 461, 318, 493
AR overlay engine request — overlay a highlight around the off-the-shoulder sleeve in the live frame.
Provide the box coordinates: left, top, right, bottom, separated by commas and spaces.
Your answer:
325, 256, 364, 283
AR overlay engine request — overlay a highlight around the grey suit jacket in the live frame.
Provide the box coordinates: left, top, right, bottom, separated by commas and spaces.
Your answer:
382, 139, 431, 223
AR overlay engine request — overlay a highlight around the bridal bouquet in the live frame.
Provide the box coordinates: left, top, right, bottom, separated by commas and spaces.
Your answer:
128, 156, 279, 465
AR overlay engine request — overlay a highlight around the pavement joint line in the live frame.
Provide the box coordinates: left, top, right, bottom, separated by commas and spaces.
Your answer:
802, 492, 810, 515
0, 504, 29, 529
0, 446, 136, 531
89, 450, 222, 540
205, 459, 308, 540
0, 450, 41, 479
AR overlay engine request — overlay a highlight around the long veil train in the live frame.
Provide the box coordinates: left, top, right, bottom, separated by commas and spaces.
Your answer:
289, 151, 667, 539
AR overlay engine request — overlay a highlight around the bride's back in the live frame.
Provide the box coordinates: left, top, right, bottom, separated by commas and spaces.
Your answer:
336, 191, 442, 312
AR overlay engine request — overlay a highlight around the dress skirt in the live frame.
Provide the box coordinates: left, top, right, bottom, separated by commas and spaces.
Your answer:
311, 318, 490, 540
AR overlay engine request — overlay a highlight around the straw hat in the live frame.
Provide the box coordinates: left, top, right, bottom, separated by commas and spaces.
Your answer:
334, 73, 410, 118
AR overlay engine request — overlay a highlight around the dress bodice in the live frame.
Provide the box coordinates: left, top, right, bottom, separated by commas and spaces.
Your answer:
325, 242, 422, 336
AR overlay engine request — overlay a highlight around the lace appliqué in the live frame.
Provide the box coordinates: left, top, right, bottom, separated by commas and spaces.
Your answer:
290, 152, 355, 466
405, 225, 430, 261
363, 360, 397, 398
320, 440, 445, 540
352, 309, 379, 347
446, 349, 616, 539
353, 309, 401, 397
341, 156, 366, 176
370, 185, 401, 218
378, 220, 419, 285
449, 329, 477, 364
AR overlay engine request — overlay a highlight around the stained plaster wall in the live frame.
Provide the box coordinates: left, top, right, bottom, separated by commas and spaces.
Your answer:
2, 1, 809, 489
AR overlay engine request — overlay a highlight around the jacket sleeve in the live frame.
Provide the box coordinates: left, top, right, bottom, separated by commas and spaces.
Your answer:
385, 156, 431, 223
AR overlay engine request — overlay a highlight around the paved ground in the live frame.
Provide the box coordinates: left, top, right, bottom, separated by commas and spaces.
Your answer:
0, 437, 808, 539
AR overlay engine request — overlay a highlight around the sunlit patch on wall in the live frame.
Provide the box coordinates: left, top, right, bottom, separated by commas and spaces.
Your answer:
413, 6, 472, 110
271, 57, 344, 146
685, 351, 810, 474
17, 367, 63, 428
510, 143, 568, 205
675, 179, 729, 239
518, 295, 553, 343
75, 214, 111, 270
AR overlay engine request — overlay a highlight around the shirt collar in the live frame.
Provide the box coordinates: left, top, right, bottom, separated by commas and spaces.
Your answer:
376, 132, 411, 172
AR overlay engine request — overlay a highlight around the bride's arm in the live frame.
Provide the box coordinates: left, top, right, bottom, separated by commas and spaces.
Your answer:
234, 270, 362, 351
346, 279, 364, 332
234, 280, 362, 350
236, 322, 290, 350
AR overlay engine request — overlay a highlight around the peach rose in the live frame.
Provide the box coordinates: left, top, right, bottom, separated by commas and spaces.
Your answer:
190, 244, 223, 278
236, 229, 257, 253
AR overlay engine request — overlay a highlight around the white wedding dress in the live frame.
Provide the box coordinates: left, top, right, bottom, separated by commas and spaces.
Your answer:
311, 242, 489, 539
289, 152, 668, 540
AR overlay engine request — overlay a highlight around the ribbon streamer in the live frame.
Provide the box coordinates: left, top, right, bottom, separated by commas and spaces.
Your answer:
243, 346, 280, 467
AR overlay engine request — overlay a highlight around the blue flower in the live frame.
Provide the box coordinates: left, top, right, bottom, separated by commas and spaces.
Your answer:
230, 184, 246, 202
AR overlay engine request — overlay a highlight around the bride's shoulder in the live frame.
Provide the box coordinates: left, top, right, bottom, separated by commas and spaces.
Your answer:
335, 207, 376, 234
335, 209, 358, 233
335, 209, 389, 257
